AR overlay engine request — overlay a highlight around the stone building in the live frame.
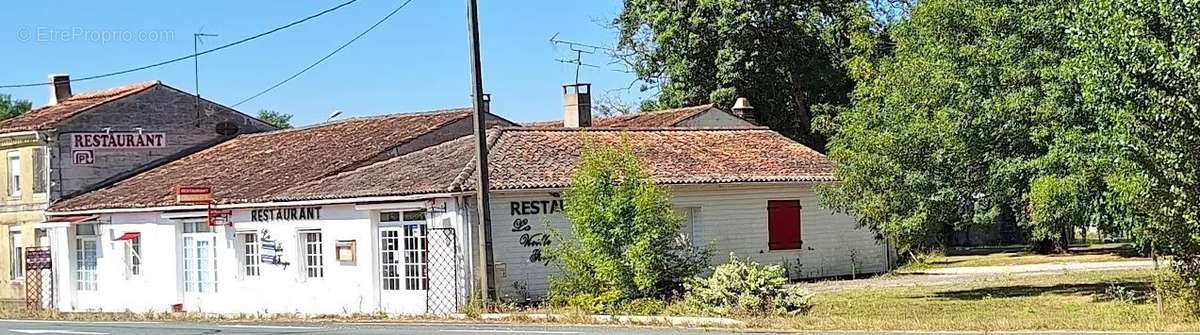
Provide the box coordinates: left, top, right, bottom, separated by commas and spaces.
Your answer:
0, 75, 274, 301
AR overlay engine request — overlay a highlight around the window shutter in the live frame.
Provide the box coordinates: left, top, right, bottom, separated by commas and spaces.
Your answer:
767, 200, 803, 250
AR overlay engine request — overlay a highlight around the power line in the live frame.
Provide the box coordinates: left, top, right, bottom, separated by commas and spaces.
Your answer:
231, 0, 416, 107
0, 0, 360, 89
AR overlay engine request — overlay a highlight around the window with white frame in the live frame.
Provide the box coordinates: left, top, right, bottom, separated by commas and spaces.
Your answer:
181, 220, 216, 293
403, 223, 427, 290
6, 151, 19, 198
125, 236, 141, 277
675, 207, 701, 246
236, 232, 261, 277
300, 230, 323, 278
9, 230, 22, 281
75, 223, 98, 291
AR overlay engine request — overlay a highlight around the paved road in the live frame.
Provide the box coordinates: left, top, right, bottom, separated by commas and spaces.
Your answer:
0, 320, 1197, 335
804, 260, 1155, 293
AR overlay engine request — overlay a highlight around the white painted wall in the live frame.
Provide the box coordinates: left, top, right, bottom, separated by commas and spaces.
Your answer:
488, 183, 889, 299
56, 200, 472, 315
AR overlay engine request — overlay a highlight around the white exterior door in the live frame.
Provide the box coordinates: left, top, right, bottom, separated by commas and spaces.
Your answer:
181, 221, 217, 310
377, 210, 427, 314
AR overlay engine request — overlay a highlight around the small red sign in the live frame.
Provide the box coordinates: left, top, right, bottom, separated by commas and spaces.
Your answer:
176, 186, 213, 204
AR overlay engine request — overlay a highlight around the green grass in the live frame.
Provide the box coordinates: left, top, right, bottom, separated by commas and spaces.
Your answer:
898, 244, 1147, 272
761, 270, 1200, 332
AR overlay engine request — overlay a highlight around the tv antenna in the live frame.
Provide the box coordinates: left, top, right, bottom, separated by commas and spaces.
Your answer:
193, 31, 218, 127
550, 33, 614, 84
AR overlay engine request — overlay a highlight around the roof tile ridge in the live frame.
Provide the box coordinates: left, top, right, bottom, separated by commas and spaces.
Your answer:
240, 107, 472, 139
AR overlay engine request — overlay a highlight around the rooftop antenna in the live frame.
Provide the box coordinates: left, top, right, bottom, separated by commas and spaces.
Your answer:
550, 33, 612, 84
193, 31, 218, 127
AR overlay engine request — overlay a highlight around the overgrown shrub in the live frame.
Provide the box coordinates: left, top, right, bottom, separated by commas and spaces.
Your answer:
1156, 258, 1200, 317
546, 138, 711, 312
681, 255, 813, 316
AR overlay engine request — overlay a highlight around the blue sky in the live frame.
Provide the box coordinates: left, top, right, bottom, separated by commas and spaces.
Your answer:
0, 1, 649, 126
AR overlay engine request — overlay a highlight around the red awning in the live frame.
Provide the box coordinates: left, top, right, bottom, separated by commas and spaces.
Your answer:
114, 232, 140, 241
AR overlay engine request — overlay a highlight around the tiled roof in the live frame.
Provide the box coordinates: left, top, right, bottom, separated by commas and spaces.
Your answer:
524, 104, 717, 128
50, 109, 477, 211
275, 135, 479, 201
50, 122, 833, 212
0, 81, 159, 133
481, 127, 834, 190
244, 127, 833, 200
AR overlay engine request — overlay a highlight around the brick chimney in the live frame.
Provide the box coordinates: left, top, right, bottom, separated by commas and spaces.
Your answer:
562, 83, 592, 128
731, 97, 756, 125
48, 74, 72, 105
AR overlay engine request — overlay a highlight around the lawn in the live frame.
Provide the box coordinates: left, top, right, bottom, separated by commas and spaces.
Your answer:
766, 270, 1200, 332
900, 243, 1148, 272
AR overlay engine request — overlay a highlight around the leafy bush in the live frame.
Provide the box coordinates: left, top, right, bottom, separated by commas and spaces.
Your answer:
1156, 258, 1200, 317
546, 138, 711, 312
681, 255, 813, 316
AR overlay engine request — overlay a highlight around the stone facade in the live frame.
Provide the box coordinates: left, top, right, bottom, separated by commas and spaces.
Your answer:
50, 85, 275, 199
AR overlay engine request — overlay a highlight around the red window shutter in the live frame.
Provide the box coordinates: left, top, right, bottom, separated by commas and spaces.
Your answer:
767, 200, 803, 250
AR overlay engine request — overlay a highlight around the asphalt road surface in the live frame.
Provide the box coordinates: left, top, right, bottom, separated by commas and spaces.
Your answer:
0, 320, 1197, 335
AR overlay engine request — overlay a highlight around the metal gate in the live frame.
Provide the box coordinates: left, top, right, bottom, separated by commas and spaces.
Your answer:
425, 227, 459, 314
24, 247, 54, 310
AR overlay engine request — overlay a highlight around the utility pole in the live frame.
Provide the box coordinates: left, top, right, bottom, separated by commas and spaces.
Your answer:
466, 0, 495, 304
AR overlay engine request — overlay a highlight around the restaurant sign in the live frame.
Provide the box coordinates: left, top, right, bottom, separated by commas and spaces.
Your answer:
250, 206, 323, 222
72, 132, 166, 150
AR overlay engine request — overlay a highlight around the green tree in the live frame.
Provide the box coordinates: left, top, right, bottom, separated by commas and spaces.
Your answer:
0, 94, 33, 121
546, 137, 709, 308
257, 110, 293, 129
1068, 0, 1200, 273
613, 0, 877, 150
818, 0, 1136, 252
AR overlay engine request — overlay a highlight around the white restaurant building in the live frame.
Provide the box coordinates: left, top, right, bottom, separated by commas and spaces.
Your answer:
38, 96, 892, 314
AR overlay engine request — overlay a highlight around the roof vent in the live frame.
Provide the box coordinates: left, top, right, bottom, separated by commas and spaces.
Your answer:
731, 97, 756, 125
48, 74, 72, 106
563, 83, 591, 128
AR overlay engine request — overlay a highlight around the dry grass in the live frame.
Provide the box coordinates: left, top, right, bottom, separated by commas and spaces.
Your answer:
763, 270, 1200, 332
898, 244, 1148, 272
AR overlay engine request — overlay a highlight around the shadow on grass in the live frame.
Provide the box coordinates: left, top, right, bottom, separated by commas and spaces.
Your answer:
932, 281, 1154, 303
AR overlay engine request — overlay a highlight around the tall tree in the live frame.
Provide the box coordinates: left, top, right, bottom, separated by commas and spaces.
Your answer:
257, 110, 293, 129
0, 94, 33, 121
818, 0, 1136, 252
613, 0, 877, 150
1068, 0, 1200, 269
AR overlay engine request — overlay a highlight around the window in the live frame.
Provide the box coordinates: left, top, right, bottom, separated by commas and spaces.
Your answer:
380, 228, 402, 291
767, 200, 803, 250
237, 232, 261, 277
31, 148, 45, 195
9, 230, 22, 281
182, 221, 212, 234
380, 211, 401, 222
125, 236, 141, 276
675, 207, 701, 246
75, 223, 98, 291
403, 224, 428, 290
7, 151, 19, 198
300, 230, 323, 278
181, 221, 216, 293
